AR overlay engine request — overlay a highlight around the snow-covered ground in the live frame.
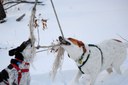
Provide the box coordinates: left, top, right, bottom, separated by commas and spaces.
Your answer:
0, 0, 128, 85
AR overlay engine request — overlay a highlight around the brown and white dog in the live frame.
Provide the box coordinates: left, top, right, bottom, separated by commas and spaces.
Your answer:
59, 36, 128, 85
0, 39, 35, 85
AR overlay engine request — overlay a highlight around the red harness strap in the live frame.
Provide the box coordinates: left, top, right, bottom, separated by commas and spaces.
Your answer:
11, 64, 29, 85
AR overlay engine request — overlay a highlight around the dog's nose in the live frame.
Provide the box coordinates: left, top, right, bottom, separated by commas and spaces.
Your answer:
59, 36, 66, 43
59, 36, 63, 41
59, 36, 71, 45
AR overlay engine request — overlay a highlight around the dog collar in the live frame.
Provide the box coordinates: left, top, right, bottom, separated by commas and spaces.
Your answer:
78, 51, 86, 64
78, 50, 91, 74
15, 58, 30, 65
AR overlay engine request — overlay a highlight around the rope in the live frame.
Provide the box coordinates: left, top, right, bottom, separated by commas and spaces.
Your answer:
50, 0, 65, 38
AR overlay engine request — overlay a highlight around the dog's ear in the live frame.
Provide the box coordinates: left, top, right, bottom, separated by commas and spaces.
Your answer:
8, 48, 17, 56
77, 41, 84, 47
77, 41, 86, 52
68, 38, 84, 47
68, 38, 86, 52
68, 38, 79, 46
8, 42, 26, 56
8, 45, 25, 56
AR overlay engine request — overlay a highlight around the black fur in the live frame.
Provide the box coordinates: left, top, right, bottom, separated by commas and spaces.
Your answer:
0, 69, 9, 82
0, 53, 24, 84
9, 39, 31, 57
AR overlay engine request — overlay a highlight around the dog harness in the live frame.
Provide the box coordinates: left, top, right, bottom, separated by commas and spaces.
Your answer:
89, 44, 103, 64
78, 44, 103, 74
8, 58, 30, 85
11, 63, 29, 85
13, 58, 29, 85
1, 59, 29, 85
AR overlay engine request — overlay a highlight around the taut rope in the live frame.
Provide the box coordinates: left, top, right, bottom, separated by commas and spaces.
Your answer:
50, 0, 65, 38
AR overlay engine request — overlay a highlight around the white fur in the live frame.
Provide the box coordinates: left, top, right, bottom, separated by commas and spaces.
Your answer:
61, 39, 128, 85
22, 44, 36, 63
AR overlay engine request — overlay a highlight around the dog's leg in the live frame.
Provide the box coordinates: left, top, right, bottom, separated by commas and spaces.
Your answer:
74, 70, 82, 83
107, 68, 113, 74
70, 70, 82, 85
27, 75, 31, 85
89, 72, 99, 85
113, 60, 123, 74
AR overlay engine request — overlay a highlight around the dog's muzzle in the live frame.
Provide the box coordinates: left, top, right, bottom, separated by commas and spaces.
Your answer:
9, 39, 32, 56
59, 36, 71, 45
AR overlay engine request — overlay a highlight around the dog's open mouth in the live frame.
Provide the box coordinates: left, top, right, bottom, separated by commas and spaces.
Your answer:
59, 36, 71, 45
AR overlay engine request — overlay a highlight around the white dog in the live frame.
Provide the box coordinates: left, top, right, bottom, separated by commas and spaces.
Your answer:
58, 36, 128, 85
0, 39, 35, 85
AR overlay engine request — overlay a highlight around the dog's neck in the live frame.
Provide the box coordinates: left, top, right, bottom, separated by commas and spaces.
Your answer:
67, 44, 89, 61
22, 46, 36, 63
24, 57, 34, 63
22, 54, 33, 63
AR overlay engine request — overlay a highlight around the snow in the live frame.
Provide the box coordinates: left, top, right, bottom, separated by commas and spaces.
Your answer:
0, 0, 128, 85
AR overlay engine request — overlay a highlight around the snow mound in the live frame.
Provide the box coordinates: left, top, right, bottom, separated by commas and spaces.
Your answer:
31, 68, 128, 85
